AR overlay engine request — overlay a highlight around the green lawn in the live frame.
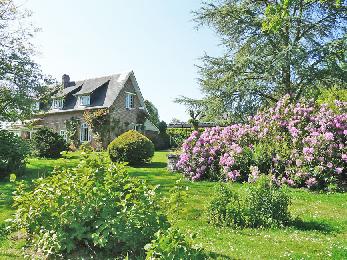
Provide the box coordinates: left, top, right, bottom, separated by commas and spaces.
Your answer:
0, 151, 347, 259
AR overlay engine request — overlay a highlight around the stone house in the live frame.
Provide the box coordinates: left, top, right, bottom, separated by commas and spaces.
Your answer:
31, 70, 159, 146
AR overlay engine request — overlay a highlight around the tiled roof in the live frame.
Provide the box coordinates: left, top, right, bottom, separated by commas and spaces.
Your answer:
45, 71, 138, 114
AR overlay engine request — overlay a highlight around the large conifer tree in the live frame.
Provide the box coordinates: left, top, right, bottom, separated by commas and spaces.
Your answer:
194, 0, 346, 122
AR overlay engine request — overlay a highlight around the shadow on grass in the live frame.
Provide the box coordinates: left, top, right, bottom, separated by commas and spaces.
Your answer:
290, 218, 338, 234
148, 161, 167, 169
131, 161, 167, 169
0, 180, 14, 207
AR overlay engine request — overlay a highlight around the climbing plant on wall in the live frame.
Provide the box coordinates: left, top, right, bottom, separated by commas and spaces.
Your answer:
65, 117, 80, 148
83, 108, 112, 148
136, 109, 147, 131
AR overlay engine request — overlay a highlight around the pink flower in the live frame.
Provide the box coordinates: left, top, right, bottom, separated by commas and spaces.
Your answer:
335, 167, 343, 174
306, 177, 318, 189
327, 162, 333, 168
296, 159, 302, 167
287, 179, 295, 186
303, 147, 314, 155
227, 170, 240, 181
324, 132, 334, 141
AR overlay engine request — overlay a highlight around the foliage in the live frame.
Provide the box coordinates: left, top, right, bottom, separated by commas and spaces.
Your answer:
83, 108, 111, 148
146, 133, 170, 151
208, 176, 291, 228
144, 121, 171, 150
1, 152, 347, 258
0, 130, 30, 176
175, 97, 205, 130
158, 121, 168, 134
65, 117, 80, 147
145, 100, 160, 127
144, 228, 206, 260
79, 142, 94, 153
0, 0, 54, 121
9, 154, 168, 257
136, 109, 147, 128
316, 87, 347, 112
167, 128, 204, 148
176, 95, 347, 190
108, 130, 155, 165
193, 0, 347, 123
31, 127, 67, 158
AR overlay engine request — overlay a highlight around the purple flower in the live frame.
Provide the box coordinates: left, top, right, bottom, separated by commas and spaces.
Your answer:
303, 147, 314, 155
335, 167, 343, 174
324, 132, 334, 141
295, 159, 302, 167
227, 170, 240, 181
305, 177, 318, 189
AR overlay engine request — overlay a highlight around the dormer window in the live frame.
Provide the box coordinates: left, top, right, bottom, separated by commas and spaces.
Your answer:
52, 98, 64, 110
79, 95, 90, 106
125, 92, 135, 109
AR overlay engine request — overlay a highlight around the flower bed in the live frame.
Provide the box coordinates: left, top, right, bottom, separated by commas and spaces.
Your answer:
176, 95, 346, 190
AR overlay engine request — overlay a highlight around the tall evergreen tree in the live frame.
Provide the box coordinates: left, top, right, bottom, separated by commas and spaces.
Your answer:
194, 0, 346, 123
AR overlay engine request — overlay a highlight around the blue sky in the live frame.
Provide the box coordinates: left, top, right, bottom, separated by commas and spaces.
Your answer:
23, 0, 221, 122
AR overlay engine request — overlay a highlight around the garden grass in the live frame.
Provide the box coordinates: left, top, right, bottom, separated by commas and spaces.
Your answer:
0, 151, 346, 259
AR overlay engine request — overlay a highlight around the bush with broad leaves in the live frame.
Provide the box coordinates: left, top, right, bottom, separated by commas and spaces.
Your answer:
9, 153, 168, 257
176, 95, 346, 190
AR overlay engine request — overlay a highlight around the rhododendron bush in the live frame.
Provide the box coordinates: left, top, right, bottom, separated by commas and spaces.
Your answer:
176, 95, 346, 190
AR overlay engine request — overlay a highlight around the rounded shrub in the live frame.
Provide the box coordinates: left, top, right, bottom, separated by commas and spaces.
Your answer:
32, 127, 67, 158
108, 130, 154, 165
0, 130, 30, 176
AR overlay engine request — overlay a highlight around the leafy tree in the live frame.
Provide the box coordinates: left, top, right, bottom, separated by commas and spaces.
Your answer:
0, 0, 53, 121
194, 0, 346, 123
175, 97, 205, 130
157, 120, 168, 134
145, 100, 160, 126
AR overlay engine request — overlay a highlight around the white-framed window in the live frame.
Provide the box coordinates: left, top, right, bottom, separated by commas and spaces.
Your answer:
125, 93, 135, 109
80, 123, 91, 142
32, 101, 40, 111
79, 95, 90, 106
133, 124, 143, 131
59, 130, 67, 141
52, 99, 64, 109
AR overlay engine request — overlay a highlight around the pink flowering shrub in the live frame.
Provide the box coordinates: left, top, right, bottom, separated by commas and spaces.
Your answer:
176, 95, 346, 190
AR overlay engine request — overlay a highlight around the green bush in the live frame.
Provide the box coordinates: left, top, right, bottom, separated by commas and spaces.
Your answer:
208, 176, 291, 228
79, 141, 94, 153
157, 121, 168, 134
31, 127, 67, 158
0, 130, 30, 176
167, 128, 194, 148
108, 130, 154, 165
316, 86, 347, 111
167, 128, 205, 148
146, 133, 170, 150
10, 154, 168, 257
145, 228, 206, 260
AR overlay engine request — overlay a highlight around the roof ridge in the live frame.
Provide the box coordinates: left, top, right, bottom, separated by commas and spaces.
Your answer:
74, 70, 133, 83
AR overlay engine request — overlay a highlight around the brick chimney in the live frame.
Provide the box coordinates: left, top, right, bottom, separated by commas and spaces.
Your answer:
62, 74, 70, 88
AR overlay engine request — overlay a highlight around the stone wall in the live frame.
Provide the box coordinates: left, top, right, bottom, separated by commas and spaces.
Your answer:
109, 78, 143, 141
